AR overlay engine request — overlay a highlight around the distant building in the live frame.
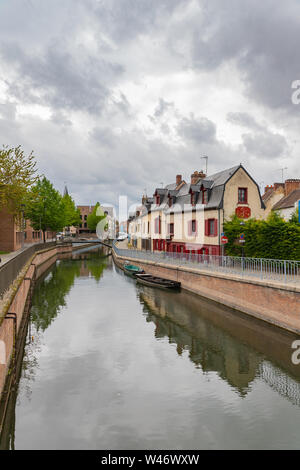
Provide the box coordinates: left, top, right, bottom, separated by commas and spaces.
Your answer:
0, 208, 24, 252
262, 179, 300, 221
0, 208, 55, 253
77, 205, 116, 239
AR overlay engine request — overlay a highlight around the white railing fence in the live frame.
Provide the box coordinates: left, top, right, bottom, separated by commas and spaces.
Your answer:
113, 242, 300, 284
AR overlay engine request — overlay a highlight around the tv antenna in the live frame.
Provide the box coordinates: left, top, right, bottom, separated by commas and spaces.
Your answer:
279, 167, 288, 183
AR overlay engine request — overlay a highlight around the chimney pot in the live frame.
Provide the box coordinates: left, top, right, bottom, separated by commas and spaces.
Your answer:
191, 170, 206, 185
176, 174, 182, 186
284, 179, 300, 196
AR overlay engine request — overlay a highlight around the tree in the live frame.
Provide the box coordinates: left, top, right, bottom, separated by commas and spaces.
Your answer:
61, 192, 81, 230
87, 202, 107, 231
223, 211, 300, 260
26, 177, 65, 242
0, 145, 38, 216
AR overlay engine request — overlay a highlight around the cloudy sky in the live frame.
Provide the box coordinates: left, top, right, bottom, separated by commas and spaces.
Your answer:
0, 0, 299, 210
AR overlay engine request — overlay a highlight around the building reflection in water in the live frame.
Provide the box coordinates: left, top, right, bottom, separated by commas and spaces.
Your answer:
137, 285, 300, 402
0, 246, 111, 449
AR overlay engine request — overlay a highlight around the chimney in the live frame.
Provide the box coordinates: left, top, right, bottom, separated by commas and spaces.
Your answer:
142, 194, 147, 205
273, 182, 284, 191
285, 179, 300, 196
264, 184, 274, 193
176, 174, 182, 186
191, 170, 206, 185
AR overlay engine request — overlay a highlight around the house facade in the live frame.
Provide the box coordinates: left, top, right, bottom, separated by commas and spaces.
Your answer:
77, 205, 116, 239
128, 164, 265, 255
0, 208, 55, 253
262, 179, 300, 221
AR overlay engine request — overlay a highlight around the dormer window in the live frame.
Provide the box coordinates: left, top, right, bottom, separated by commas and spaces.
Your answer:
155, 195, 160, 205
202, 189, 208, 204
191, 192, 196, 206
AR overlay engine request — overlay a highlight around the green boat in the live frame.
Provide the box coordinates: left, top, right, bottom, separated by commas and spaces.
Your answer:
123, 262, 145, 276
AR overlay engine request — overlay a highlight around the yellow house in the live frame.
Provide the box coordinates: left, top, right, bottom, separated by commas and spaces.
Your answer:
128, 165, 265, 255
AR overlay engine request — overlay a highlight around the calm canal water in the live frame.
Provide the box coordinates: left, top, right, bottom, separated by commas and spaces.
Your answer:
1, 246, 300, 450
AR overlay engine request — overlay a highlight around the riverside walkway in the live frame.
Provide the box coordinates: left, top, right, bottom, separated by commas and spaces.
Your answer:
114, 242, 300, 286
113, 242, 300, 334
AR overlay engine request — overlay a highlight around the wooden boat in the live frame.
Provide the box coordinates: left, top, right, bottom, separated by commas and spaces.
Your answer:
135, 273, 181, 290
123, 262, 145, 276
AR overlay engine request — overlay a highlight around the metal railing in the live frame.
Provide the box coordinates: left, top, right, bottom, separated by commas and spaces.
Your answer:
113, 243, 300, 284
0, 241, 57, 298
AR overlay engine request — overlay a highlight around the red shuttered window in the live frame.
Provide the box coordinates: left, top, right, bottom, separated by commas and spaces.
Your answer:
188, 219, 197, 236
205, 218, 218, 236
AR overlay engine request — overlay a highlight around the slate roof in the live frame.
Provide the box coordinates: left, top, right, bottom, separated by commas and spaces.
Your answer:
133, 164, 264, 219
164, 164, 242, 213
272, 189, 300, 210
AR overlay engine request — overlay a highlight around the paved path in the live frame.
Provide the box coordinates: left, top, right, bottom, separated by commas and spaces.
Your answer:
0, 240, 55, 267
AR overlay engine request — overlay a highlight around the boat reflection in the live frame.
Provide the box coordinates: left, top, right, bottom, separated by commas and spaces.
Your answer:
137, 285, 300, 402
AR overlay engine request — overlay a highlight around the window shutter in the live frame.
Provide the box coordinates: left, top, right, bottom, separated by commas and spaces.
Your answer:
188, 220, 192, 236
214, 219, 218, 236
194, 220, 198, 235
159, 217, 161, 234
205, 219, 209, 236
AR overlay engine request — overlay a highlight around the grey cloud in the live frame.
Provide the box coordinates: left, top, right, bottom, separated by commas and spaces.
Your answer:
0, 101, 17, 121
154, 98, 174, 118
189, 0, 300, 111
242, 130, 287, 158
227, 112, 263, 131
177, 115, 216, 144
88, 0, 186, 43
0, 41, 123, 114
0, 0, 298, 209
90, 126, 118, 147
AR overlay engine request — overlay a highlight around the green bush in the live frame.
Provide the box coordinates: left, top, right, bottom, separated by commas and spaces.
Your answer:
223, 212, 300, 260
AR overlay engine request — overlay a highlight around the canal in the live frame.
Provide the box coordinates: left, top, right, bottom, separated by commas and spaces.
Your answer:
1, 245, 300, 450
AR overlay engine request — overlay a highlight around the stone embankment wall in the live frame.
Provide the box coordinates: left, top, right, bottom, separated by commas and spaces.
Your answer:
0, 244, 73, 401
113, 251, 300, 335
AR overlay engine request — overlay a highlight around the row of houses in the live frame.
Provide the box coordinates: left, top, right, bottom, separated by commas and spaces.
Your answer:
128, 164, 300, 256
0, 204, 117, 253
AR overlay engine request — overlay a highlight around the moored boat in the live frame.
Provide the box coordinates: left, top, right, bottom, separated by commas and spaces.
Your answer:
135, 273, 181, 290
123, 262, 145, 276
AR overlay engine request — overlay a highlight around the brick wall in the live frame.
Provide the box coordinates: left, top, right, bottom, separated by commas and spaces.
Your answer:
0, 208, 22, 252
114, 252, 300, 335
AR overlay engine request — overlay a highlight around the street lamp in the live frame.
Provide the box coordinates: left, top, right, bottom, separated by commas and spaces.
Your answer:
239, 221, 245, 258
20, 203, 26, 248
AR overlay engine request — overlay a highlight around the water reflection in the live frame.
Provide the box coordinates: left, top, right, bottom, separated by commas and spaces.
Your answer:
137, 285, 300, 401
0, 246, 111, 449
1, 247, 300, 449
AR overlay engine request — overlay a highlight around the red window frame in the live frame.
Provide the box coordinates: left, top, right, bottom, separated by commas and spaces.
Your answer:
155, 216, 161, 234
191, 219, 197, 233
238, 187, 248, 204
168, 223, 174, 235
205, 218, 218, 236
188, 219, 197, 236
